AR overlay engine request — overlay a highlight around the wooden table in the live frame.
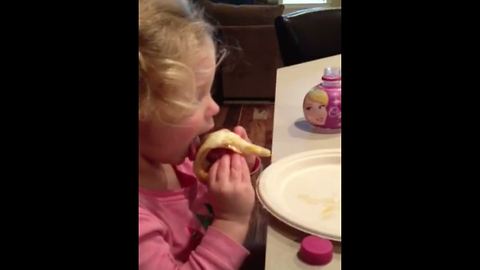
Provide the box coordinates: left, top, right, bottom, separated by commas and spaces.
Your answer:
264, 55, 341, 270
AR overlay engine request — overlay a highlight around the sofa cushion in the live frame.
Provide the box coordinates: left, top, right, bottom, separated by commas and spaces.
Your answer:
200, 0, 284, 26
197, 0, 285, 100
219, 25, 282, 99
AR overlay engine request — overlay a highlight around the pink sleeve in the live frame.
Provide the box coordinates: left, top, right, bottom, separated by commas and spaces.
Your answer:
139, 211, 250, 270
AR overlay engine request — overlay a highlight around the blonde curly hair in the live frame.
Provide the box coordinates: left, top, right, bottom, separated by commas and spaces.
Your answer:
139, 0, 215, 124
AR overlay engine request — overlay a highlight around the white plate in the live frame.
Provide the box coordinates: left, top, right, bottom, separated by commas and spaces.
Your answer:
257, 149, 341, 241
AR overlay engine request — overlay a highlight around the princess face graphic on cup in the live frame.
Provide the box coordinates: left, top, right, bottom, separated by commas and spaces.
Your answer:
303, 88, 329, 126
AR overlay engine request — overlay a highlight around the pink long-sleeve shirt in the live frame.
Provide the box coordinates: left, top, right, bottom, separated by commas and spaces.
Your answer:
139, 155, 255, 270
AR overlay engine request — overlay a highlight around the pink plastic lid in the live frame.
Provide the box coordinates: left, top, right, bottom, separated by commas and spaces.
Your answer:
298, 235, 333, 265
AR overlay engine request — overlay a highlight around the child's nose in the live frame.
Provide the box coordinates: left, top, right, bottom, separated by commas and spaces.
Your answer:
208, 96, 220, 116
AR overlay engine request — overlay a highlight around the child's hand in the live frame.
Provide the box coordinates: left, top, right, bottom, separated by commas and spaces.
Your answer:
207, 154, 255, 226
233, 126, 258, 172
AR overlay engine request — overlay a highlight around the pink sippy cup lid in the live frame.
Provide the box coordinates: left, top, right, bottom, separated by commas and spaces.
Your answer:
298, 235, 334, 265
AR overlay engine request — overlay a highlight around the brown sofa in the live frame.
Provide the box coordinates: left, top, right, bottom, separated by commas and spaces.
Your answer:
275, 8, 341, 66
198, 0, 285, 102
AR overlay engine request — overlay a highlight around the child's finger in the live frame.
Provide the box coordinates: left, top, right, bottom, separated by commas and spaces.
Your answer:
230, 154, 242, 182
217, 154, 231, 183
208, 159, 219, 185
240, 156, 250, 183
233, 126, 251, 142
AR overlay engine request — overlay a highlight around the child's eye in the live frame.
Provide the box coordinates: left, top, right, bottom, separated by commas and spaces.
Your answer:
318, 105, 324, 109
306, 106, 312, 110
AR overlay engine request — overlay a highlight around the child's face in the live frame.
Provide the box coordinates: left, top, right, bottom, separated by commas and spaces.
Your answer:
140, 38, 220, 164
